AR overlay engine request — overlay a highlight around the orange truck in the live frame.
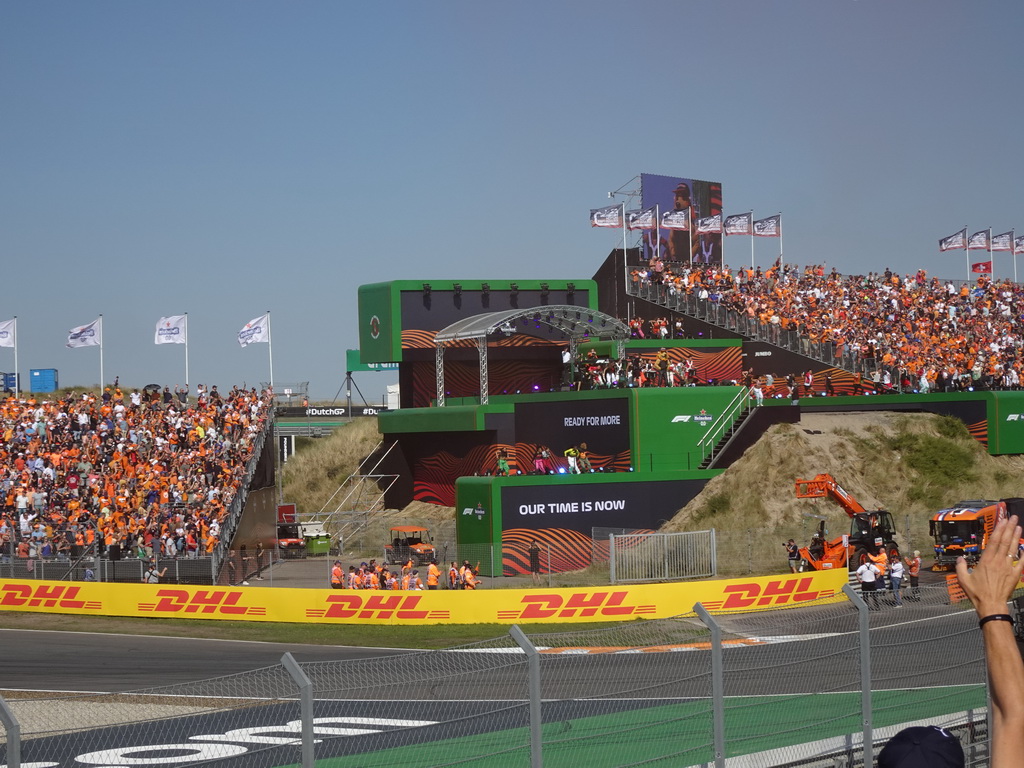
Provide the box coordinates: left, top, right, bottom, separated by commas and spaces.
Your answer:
929, 498, 1024, 570
794, 474, 901, 572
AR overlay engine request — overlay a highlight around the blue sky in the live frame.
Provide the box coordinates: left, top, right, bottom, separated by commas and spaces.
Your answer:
2, 1, 1022, 400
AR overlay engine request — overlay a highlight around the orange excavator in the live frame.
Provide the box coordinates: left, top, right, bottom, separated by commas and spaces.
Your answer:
794, 474, 900, 572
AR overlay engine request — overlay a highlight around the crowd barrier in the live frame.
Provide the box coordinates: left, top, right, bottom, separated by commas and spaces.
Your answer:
0, 569, 846, 625
2, 579, 1010, 768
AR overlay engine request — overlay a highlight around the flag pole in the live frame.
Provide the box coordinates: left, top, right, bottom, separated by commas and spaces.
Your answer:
266, 310, 274, 391
988, 227, 992, 280
1007, 230, 1015, 286
621, 202, 628, 314
655, 204, 661, 263
184, 313, 190, 393
98, 314, 104, 392
12, 315, 18, 397
688, 210, 693, 267
749, 210, 754, 270
778, 213, 784, 273
964, 225, 970, 283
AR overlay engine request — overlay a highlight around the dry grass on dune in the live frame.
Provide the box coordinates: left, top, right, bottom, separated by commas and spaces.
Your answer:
281, 419, 456, 531
281, 419, 384, 516
670, 411, 1024, 576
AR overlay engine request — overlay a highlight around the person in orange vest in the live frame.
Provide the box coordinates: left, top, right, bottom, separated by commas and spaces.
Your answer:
904, 550, 922, 601
463, 563, 481, 590
330, 560, 343, 589
448, 561, 460, 590
426, 560, 441, 590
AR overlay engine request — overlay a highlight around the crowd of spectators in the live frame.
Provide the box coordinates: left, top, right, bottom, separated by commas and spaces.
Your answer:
631, 261, 1024, 391
0, 384, 273, 565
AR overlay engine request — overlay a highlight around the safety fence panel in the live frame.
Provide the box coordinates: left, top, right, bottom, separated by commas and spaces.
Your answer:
527, 614, 715, 767
302, 635, 531, 768
609, 529, 716, 583
2, 585, 1014, 767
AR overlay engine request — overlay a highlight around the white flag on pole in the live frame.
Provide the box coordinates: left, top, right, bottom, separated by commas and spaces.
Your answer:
0, 319, 14, 348
67, 318, 101, 348
238, 313, 270, 347
155, 315, 187, 345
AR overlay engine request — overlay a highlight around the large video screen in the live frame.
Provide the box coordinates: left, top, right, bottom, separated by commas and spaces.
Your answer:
640, 173, 723, 266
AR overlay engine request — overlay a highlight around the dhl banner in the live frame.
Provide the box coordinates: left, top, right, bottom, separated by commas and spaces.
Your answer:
0, 570, 848, 625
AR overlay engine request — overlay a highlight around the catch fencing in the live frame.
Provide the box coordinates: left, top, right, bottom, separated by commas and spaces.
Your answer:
2, 579, 1006, 768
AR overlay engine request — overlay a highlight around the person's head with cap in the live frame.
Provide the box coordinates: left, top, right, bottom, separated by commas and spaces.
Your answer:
878, 726, 964, 768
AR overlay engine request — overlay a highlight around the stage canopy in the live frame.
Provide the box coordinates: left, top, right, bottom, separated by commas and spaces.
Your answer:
432, 305, 629, 405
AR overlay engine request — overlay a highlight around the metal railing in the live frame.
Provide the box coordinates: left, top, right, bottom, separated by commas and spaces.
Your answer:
609, 529, 716, 583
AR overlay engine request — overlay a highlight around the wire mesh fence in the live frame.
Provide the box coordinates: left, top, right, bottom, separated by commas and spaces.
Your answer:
2, 580, 1011, 768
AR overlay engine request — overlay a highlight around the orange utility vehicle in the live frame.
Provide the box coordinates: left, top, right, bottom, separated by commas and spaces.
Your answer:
794, 474, 900, 572
383, 526, 437, 566
929, 497, 1024, 570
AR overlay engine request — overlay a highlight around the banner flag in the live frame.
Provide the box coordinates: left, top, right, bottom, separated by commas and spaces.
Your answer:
991, 231, 1013, 252
1015, 235, 1024, 254
696, 214, 722, 234
938, 228, 967, 251
627, 207, 657, 230
590, 205, 623, 228
753, 214, 781, 237
724, 212, 752, 236
660, 209, 690, 231
0, 319, 14, 349
967, 230, 990, 250
155, 315, 187, 345
238, 313, 270, 347
971, 261, 993, 274
66, 318, 101, 349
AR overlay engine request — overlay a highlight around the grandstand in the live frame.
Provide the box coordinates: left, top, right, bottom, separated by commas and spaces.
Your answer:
0, 385, 274, 585
357, 250, 1024, 578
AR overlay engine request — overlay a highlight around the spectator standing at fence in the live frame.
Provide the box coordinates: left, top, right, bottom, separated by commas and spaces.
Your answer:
856, 559, 880, 610
889, 557, 904, 606
529, 540, 542, 584
785, 539, 799, 573
905, 550, 922, 600
142, 559, 166, 584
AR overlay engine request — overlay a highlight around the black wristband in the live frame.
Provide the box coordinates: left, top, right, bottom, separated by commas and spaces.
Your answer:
978, 614, 1013, 628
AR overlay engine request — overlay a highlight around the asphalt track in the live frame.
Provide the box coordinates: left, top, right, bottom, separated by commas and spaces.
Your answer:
0, 628, 415, 692
1, 600, 993, 768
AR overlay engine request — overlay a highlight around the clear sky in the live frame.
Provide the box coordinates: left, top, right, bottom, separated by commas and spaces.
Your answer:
2, 1, 1022, 401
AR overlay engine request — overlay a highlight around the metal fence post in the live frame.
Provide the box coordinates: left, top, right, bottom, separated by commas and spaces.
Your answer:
0, 694, 21, 768
694, 603, 725, 768
842, 583, 873, 765
608, 534, 616, 584
710, 528, 717, 577
509, 626, 543, 768
281, 652, 314, 768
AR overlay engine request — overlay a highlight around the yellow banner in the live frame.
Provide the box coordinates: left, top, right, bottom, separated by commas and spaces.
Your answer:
0, 570, 848, 625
